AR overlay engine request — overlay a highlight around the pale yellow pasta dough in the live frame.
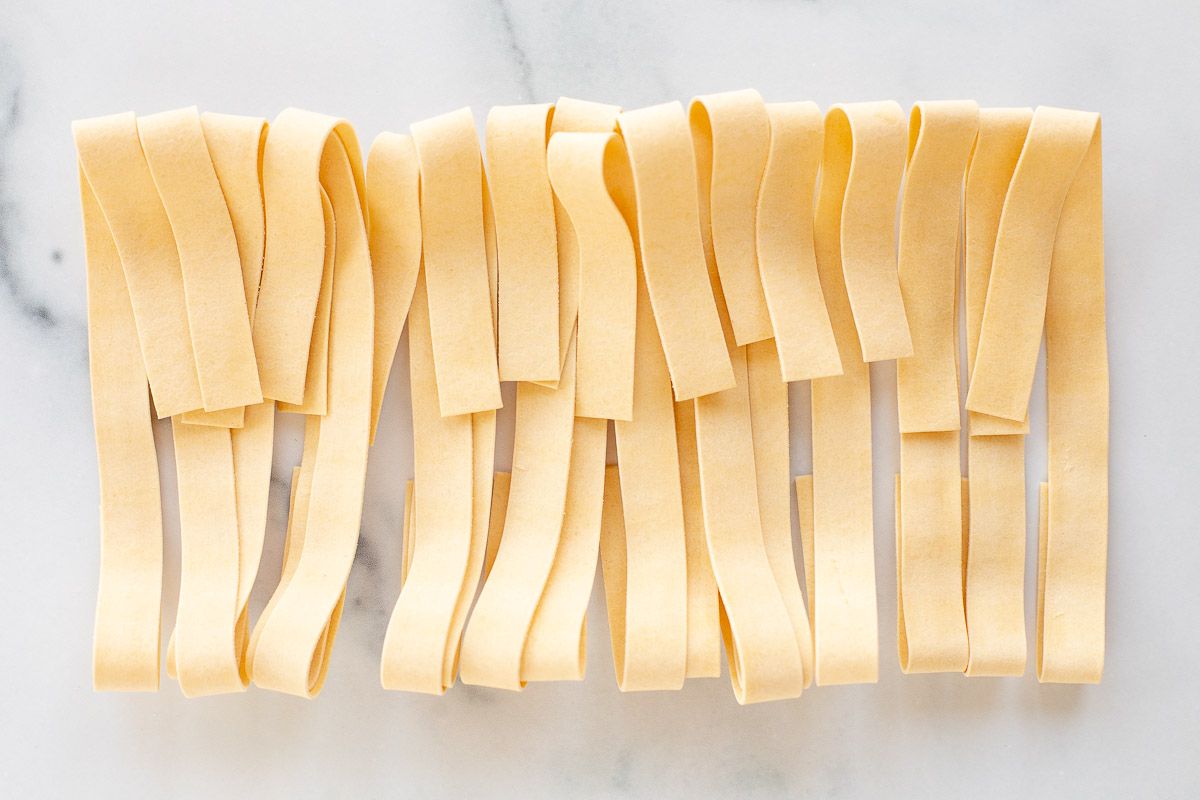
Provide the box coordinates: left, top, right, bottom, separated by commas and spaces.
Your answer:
137, 107, 262, 415
410, 108, 502, 416
80, 169, 163, 692
74, 113, 202, 418
487, 103, 560, 383
253, 108, 365, 406
755, 102, 841, 382
617, 102, 734, 401
689, 90, 774, 346
482, 472, 511, 582
365, 133, 422, 443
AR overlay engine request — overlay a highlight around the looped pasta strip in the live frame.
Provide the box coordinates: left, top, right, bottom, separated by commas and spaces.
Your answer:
380, 273, 493, 694
826, 102, 912, 362
964, 108, 1032, 677
755, 101, 841, 381
895, 101, 977, 674
137, 107, 262, 415
1038, 112, 1107, 684
411, 108, 502, 416
253, 108, 365, 406
248, 133, 373, 697
546, 132, 637, 421
806, 105, 880, 686
689, 90, 774, 346
459, 337, 578, 690
79, 167, 163, 692
604, 269, 688, 691
487, 103, 560, 383
366, 133, 421, 442
617, 102, 734, 401
73, 112, 202, 418
966, 107, 1100, 422
543, 97, 622, 389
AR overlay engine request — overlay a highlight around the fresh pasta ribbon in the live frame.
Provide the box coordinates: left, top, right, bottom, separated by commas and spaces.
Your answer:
542, 97, 622, 389
365, 132, 421, 442
964, 108, 1032, 677
806, 104, 880, 686
459, 336, 579, 690
546, 132, 637, 421
410, 108, 502, 416
755, 101, 841, 382
252, 108, 365, 406
605, 268, 689, 691
137, 107, 262, 416
74, 112, 203, 418
827, 102, 912, 362
248, 129, 373, 697
79, 166, 163, 692
689, 90, 774, 346
1038, 111, 1107, 684
487, 103, 560, 383
617, 102, 734, 401
894, 101, 977, 674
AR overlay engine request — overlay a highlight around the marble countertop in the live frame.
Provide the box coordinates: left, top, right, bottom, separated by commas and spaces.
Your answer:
3, 0, 1198, 797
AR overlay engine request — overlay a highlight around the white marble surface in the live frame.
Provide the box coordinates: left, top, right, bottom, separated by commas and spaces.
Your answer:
2, 0, 1199, 797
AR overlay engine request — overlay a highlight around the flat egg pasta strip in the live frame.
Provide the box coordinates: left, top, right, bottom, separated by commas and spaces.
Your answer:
828, 102, 912, 363
808, 105, 879, 685
894, 101, 976, 674
794, 475, 816, 634
482, 472, 512, 582
617, 102, 734, 401
521, 416, 606, 682
401, 479, 415, 585
73, 113, 202, 418
169, 419, 242, 696
965, 107, 1100, 422
460, 336, 578, 690
746, 338, 814, 687
247, 135, 373, 697
608, 268, 688, 691
80, 170, 163, 692
253, 107, 365, 405
1039, 116, 1107, 683
964, 108, 1032, 677
277, 186, 335, 416
487, 103, 560, 382
137, 107, 261, 414
755, 101, 841, 381
541, 97, 622, 389
380, 274, 476, 694
546, 132, 637, 421
689, 90, 774, 346
366, 132, 421, 442
695, 347, 805, 704
410, 107, 501, 416
673, 399, 722, 678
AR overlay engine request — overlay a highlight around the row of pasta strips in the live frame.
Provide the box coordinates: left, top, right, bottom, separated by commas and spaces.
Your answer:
74, 90, 1106, 702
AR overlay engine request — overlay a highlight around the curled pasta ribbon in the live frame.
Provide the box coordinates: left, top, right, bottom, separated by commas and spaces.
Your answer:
755, 101, 841, 382
826, 102, 912, 362
380, 273, 495, 694
248, 129, 373, 697
411, 108, 502, 416
1037, 111, 1107, 684
487, 103, 560, 383
74, 112, 202, 418
963, 108, 1032, 677
78, 164, 163, 692
895, 101, 978, 674
689, 89, 774, 346
546, 132, 637, 421
804, 104, 882, 686
366, 132, 421, 443
617, 102, 734, 401
252, 108, 365, 406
